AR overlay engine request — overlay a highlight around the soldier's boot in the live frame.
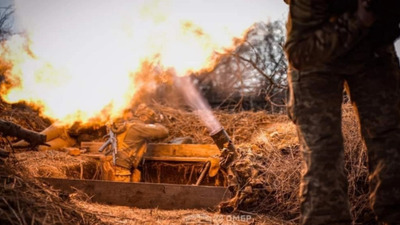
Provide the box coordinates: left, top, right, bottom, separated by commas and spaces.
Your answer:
131, 169, 141, 182
113, 166, 132, 182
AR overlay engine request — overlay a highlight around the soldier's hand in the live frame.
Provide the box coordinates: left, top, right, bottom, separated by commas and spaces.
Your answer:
357, 0, 376, 27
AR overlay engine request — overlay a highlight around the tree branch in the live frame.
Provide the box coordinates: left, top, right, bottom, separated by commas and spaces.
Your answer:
233, 53, 286, 89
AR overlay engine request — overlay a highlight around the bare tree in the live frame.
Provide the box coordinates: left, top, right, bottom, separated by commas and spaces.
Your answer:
0, 5, 14, 41
195, 20, 288, 112
118, 20, 288, 113
0, 5, 14, 88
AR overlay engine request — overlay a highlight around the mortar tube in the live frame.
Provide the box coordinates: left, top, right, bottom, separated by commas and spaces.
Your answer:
210, 127, 235, 152
210, 127, 237, 168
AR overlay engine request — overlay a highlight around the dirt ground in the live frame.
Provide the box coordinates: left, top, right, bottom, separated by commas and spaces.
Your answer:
1, 101, 373, 225
3, 124, 299, 224
3, 142, 298, 225
73, 200, 296, 225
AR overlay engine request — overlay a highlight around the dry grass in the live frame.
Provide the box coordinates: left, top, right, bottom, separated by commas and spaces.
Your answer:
0, 165, 105, 225
1, 100, 105, 225
0, 100, 373, 224
72, 199, 296, 225
0, 101, 51, 132
153, 102, 289, 145
152, 103, 373, 223
152, 104, 302, 221
342, 104, 373, 224
13, 151, 100, 179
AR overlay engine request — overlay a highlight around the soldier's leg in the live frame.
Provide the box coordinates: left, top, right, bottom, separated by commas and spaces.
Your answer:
37, 136, 77, 151
288, 69, 351, 225
101, 154, 132, 182
130, 143, 147, 182
101, 150, 132, 182
13, 123, 67, 148
346, 46, 400, 224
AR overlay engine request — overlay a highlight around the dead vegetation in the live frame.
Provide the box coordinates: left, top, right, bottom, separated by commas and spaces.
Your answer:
153, 102, 289, 145
0, 100, 374, 224
71, 200, 295, 225
138, 103, 372, 224
0, 165, 105, 225
152, 103, 372, 224
342, 104, 373, 224
0, 102, 51, 132
14, 151, 99, 179
0, 100, 106, 225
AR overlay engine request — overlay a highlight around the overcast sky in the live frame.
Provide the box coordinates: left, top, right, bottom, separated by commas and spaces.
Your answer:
0, 0, 399, 56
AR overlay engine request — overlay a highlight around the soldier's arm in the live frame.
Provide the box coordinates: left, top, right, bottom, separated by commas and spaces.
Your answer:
285, 0, 370, 70
0, 119, 47, 146
132, 122, 169, 140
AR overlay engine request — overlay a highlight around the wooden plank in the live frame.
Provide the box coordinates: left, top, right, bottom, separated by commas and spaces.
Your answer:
80, 143, 221, 158
83, 153, 103, 160
39, 178, 229, 209
83, 154, 214, 162
144, 156, 211, 162
145, 144, 220, 158
81, 142, 105, 153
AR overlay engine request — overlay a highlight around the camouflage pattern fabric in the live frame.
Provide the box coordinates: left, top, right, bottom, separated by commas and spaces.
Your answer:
285, 0, 400, 224
285, 0, 367, 71
114, 120, 168, 170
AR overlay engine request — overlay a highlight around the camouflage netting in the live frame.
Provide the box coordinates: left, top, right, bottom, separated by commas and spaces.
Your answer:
0, 99, 374, 224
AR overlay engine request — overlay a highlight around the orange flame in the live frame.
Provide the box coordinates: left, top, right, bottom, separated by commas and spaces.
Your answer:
0, 0, 268, 125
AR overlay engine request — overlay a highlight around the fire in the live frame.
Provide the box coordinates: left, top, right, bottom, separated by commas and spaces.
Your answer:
0, 0, 268, 125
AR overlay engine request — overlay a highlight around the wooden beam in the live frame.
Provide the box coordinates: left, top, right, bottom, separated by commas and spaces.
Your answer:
80, 142, 105, 153
144, 156, 211, 162
145, 144, 220, 158
81, 143, 221, 158
39, 177, 230, 209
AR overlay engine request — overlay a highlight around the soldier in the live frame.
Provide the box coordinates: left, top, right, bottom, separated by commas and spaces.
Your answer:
101, 104, 169, 182
12, 121, 106, 151
285, 0, 400, 224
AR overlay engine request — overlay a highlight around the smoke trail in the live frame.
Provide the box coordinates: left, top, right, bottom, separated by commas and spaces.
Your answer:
174, 75, 221, 134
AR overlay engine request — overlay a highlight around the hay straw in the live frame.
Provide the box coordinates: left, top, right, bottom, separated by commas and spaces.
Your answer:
0, 165, 105, 225
0, 100, 51, 132
13, 150, 99, 179
0, 100, 373, 224
152, 103, 372, 223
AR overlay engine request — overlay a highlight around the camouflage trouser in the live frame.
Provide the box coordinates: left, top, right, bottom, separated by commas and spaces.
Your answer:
288, 46, 400, 225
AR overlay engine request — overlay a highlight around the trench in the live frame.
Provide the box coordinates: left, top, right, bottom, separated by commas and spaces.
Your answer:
62, 159, 226, 187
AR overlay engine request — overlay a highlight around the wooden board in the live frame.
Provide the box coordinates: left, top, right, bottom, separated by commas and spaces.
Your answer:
80, 142, 105, 153
40, 177, 230, 209
145, 144, 220, 158
144, 156, 211, 162
81, 143, 221, 158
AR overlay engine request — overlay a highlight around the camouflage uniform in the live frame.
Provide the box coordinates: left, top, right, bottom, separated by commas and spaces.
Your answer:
100, 119, 168, 182
114, 119, 169, 170
285, 0, 400, 224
